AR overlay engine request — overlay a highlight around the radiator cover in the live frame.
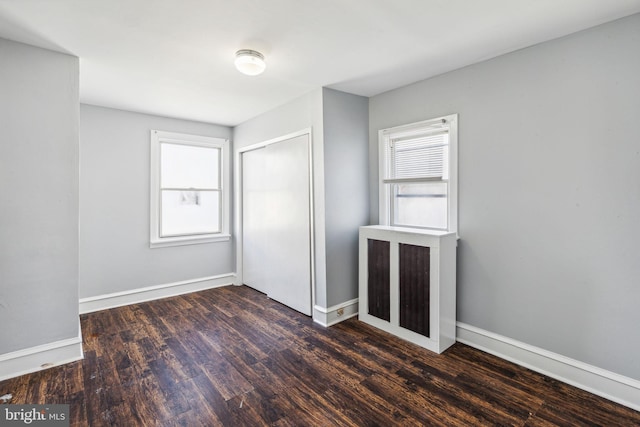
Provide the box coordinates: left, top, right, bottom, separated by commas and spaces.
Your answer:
358, 225, 457, 354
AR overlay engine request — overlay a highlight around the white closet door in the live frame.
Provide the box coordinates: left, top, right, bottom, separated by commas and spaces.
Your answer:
264, 134, 311, 315
242, 147, 268, 293
241, 133, 312, 315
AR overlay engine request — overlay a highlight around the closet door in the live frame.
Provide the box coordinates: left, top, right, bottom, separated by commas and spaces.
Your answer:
242, 147, 267, 293
241, 133, 312, 315
264, 134, 311, 315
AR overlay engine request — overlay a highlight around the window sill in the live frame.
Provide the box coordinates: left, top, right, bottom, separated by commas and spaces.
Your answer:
150, 234, 231, 249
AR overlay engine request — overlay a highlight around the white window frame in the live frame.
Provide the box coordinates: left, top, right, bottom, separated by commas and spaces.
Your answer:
150, 130, 230, 248
378, 114, 458, 235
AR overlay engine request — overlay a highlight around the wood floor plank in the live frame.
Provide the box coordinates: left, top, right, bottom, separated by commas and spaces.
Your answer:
321, 382, 421, 426
191, 373, 236, 425
1, 285, 639, 426
225, 389, 283, 426
361, 371, 483, 426
270, 382, 359, 427
200, 356, 254, 401
219, 351, 291, 398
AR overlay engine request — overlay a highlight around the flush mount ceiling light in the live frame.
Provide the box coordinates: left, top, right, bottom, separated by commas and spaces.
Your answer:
234, 49, 266, 76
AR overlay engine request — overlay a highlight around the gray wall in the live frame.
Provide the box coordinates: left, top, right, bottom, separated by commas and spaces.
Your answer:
234, 90, 329, 306
322, 88, 369, 306
369, 14, 640, 380
79, 105, 233, 298
233, 90, 323, 151
233, 89, 369, 309
0, 39, 79, 353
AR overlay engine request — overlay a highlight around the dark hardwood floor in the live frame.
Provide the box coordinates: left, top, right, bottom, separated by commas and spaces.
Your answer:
1, 285, 638, 426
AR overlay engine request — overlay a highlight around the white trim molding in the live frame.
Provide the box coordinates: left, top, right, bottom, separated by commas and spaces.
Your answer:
313, 298, 359, 327
149, 130, 231, 249
456, 322, 640, 411
378, 114, 458, 236
79, 273, 235, 314
0, 333, 83, 382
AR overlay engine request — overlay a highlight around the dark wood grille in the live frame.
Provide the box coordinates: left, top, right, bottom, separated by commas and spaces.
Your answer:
367, 238, 390, 321
399, 243, 430, 337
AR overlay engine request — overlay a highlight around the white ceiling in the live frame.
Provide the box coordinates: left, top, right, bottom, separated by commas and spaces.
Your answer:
1, 0, 639, 126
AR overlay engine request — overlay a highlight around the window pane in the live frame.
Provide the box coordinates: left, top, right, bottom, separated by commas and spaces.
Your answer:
160, 190, 220, 236
161, 143, 219, 189
393, 182, 447, 229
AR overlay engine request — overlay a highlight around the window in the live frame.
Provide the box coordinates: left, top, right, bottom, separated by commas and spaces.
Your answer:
150, 130, 230, 247
379, 114, 458, 233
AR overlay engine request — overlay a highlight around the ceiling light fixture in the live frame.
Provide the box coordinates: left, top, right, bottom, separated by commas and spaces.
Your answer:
234, 49, 266, 76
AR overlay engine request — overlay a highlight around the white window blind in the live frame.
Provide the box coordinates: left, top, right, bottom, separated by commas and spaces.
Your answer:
385, 129, 449, 182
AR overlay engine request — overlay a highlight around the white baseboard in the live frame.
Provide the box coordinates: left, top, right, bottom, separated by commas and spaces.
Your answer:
456, 322, 640, 411
79, 273, 235, 314
0, 332, 83, 382
313, 298, 359, 327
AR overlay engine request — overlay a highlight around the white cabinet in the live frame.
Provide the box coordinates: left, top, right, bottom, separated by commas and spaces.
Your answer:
358, 225, 457, 354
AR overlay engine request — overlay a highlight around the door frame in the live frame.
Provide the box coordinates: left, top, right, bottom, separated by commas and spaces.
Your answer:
234, 128, 315, 314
